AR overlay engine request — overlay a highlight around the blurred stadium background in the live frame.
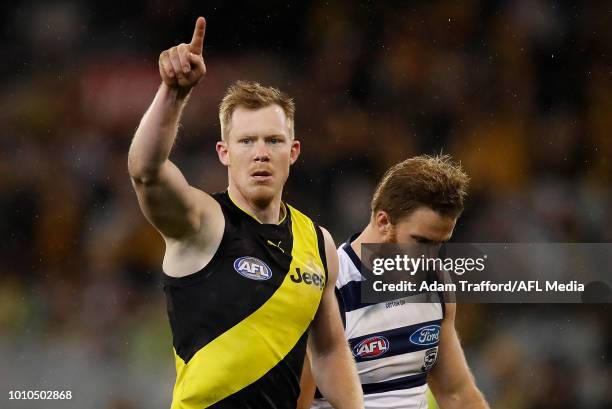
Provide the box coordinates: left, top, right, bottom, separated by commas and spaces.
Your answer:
1, 1, 611, 408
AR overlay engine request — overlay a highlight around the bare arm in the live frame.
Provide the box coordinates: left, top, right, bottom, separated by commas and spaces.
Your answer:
427, 303, 489, 409
128, 17, 221, 240
296, 350, 317, 409
308, 227, 364, 409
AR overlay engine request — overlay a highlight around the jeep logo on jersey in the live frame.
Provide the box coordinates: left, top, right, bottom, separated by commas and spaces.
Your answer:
233, 257, 272, 281
409, 325, 440, 346
290, 268, 325, 289
352, 336, 390, 359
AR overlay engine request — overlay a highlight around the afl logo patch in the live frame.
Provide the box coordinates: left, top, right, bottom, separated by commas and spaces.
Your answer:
352, 336, 390, 359
409, 324, 440, 346
233, 257, 272, 281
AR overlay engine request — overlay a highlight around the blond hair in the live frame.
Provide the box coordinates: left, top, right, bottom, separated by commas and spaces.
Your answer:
372, 154, 470, 220
219, 80, 295, 140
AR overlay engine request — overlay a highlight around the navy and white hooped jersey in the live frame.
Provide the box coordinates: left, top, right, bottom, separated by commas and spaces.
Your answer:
312, 236, 445, 409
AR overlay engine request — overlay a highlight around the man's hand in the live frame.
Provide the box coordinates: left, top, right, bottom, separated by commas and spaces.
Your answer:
158, 17, 207, 90
129, 15, 224, 244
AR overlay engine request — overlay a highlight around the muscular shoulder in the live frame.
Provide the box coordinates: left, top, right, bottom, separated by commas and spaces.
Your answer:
318, 226, 339, 288
163, 191, 225, 277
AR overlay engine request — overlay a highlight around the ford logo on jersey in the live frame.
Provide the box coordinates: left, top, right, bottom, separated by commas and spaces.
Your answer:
233, 257, 272, 281
352, 336, 390, 359
409, 325, 440, 346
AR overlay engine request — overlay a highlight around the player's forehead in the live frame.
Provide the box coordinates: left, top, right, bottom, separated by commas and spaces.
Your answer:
395, 207, 457, 242
227, 104, 289, 139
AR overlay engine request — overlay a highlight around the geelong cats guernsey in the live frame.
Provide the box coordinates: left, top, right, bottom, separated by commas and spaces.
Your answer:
163, 191, 328, 409
312, 235, 444, 409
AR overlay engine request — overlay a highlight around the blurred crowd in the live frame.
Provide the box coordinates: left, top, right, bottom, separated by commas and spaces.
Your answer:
1, 1, 611, 408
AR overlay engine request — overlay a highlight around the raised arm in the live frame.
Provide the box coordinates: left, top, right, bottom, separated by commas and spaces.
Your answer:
128, 17, 221, 240
308, 227, 364, 409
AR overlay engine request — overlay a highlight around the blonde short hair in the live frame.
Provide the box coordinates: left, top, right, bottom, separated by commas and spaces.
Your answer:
219, 80, 295, 140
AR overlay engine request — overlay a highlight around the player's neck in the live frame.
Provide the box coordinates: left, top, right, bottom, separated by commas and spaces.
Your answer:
350, 223, 381, 260
227, 185, 284, 224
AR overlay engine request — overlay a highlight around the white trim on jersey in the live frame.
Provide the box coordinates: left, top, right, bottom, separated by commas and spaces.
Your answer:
356, 351, 430, 384
312, 238, 444, 409
345, 301, 443, 339
336, 243, 364, 287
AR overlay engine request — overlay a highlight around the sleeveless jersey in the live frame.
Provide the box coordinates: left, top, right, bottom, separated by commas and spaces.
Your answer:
312, 235, 444, 409
163, 191, 328, 409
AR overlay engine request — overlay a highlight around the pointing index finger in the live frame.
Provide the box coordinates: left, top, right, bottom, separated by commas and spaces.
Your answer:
189, 17, 206, 55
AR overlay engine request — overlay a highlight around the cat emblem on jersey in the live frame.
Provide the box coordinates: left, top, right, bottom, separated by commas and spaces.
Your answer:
421, 347, 438, 372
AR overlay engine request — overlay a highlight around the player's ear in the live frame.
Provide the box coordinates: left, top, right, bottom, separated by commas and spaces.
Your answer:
374, 211, 392, 236
289, 139, 300, 165
216, 140, 230, 166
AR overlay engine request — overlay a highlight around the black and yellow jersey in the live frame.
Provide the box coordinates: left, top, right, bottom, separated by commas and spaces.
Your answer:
162, 191, 328, 409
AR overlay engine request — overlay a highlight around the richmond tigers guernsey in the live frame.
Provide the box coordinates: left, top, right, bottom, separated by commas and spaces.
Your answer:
163, 191, 328, 409
312, 236, 444, 409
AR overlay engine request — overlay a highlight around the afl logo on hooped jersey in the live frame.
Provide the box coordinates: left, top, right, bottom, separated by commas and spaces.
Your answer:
233, 257, 272, 281
410, 324, 440, 346
352, 336, 390, 359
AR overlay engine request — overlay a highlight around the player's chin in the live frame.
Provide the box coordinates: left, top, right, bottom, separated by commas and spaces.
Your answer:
246, 183, 278, 206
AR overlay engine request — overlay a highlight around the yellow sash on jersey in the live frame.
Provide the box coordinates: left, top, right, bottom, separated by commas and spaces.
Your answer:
170, 205, 325, 408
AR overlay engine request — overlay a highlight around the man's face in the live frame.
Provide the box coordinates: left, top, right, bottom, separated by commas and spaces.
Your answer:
216, 104, 300, 207
386, 207, 457, 247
